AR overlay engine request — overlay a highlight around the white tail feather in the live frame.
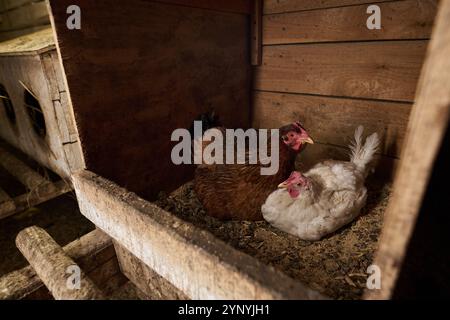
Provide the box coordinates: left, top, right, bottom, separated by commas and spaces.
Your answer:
349, 125, 379, 174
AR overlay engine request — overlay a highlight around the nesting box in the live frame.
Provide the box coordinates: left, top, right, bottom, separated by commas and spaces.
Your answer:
0, 28, 83, 179
11, 0, 445, 300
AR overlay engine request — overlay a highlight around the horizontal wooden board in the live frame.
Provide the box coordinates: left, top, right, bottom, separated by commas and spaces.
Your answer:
252, 91, 411, 158
254, 41, 428, 102
263, 0, 437, 44
264, 0, 395, 14
150, 0, 252, 14
0, 27, 54, 56
0, 25, 50, 42
0, 0, 35, 12
0, 1, 49, 31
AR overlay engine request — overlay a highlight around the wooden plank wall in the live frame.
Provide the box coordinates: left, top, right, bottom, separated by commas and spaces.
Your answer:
0, 0, 50, 41
47, 0, 251, 200
253, 0, 439, 178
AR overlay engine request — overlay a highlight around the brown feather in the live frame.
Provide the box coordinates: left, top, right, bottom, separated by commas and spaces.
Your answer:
194, 124, 303, 220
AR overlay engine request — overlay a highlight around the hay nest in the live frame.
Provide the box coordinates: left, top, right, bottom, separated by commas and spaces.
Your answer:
155, 179, 391, 300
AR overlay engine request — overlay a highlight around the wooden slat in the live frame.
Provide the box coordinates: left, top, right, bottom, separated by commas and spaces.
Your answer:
0, 0, 36, 12
0, 27, 54, 56
264, 0, 437, 45
253, 91, 411, 158
0, 25, 50, 42
254, 41, 428, 102
0, 1, 49, 31
0, 146, 49, 190
150, 0, 252, 14
0, 180, 72, 220
365, 0, 450, 300
264, 0, 394, 14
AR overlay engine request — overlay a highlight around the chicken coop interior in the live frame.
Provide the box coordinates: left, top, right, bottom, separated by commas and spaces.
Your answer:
0, 0, 449, 300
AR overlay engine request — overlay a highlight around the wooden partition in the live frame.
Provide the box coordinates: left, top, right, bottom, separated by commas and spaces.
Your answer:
47, 0, 252, 200
253, 0, 438, 178
366, 0, 450, 298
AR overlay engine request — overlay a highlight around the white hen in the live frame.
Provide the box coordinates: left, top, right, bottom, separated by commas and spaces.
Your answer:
261, 126, 379, 241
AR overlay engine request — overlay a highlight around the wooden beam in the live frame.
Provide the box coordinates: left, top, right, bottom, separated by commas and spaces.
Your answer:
72, 170, 326, 300
15, 226, 105, 300
365, 0, 450, 300
0, 229, 115, 300
0, 145, 49, 190
0, 180, 72, 220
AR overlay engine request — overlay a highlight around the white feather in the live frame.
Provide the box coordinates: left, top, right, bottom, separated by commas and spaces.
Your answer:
349, 126, 380, 175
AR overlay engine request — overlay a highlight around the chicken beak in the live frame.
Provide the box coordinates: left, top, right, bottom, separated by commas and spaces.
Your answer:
278, 182, 288, 189
303, 137, 314, 144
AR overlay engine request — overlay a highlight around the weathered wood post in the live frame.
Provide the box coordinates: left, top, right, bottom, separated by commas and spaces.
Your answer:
16, 226, 105, 300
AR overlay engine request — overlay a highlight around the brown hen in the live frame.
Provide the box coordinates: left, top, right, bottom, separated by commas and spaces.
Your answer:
194, 122, 313, 220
